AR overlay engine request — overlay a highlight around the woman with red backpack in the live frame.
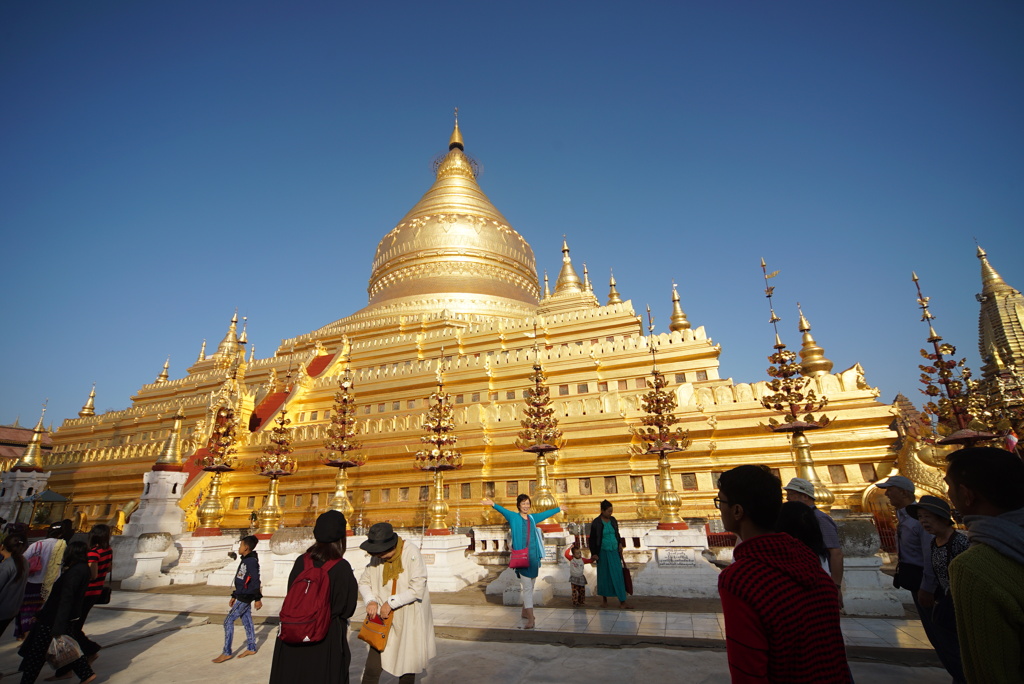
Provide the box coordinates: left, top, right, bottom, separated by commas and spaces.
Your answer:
269, 510, 357, 684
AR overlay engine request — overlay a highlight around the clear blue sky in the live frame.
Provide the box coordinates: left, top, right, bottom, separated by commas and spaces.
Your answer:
2, 2, 1021, 428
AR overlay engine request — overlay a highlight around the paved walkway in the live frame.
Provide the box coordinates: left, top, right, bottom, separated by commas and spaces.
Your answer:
106, 589, 937, 663
0, 588, 949, 683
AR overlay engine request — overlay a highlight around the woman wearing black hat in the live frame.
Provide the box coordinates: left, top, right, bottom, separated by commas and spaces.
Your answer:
269, 510, 358, 684
908, 495, 968, 684
358, 522, 436, 684
588, 500, 631, 609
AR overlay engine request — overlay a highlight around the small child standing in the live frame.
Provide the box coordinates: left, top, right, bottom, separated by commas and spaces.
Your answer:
213, 535, 263, 663
564, 545, 593, 607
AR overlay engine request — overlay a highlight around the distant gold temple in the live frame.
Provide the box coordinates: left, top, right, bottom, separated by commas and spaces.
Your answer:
43, 119, 1007, 533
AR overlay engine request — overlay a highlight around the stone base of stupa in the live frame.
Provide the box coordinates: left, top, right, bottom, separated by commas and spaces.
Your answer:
842, 556, 905, 617
120, 470, 187, 538
165, 534, 236, 585
408, 533, 487, 592
631, 528, 720, 598
120, 533, 177, 591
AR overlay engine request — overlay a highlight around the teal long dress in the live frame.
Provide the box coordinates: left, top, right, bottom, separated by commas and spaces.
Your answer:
596, 521, 628, 602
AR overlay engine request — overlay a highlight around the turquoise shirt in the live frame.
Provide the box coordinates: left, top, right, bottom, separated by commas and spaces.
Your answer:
492, 504, 560, 578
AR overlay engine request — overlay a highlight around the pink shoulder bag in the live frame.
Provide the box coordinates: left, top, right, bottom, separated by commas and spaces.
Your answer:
509, 516, 532, 569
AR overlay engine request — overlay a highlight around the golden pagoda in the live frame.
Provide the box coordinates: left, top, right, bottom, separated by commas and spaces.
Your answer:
43, 118, 900, 531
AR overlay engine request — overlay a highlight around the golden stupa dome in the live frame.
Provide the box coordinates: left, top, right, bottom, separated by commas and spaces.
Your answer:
366, 119, 539, 317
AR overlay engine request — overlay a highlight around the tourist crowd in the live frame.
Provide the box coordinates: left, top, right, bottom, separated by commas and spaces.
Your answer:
1, 445, 1020, 683
714, 446, 1024, 683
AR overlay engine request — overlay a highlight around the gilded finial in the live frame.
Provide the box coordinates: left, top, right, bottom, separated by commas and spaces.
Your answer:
154, 406, 186, 469
645, 305, 659, 371
78, 383, 96, 418
669, 282, 691, 332
543, 271, 550, 298
583, 263, 593, 293
760, 259, 784, 349
13, 402, 46, 471
449, 107, 464, 151
248, 344, 255, 363
976, 244, 1013, 295
197, 338, 207, 363
553, 237, 583, 294
216, 311, 240, 359
157, 356, 170, 382
607, 270, 622, 305
912, 272, 942, 342
239, 317, 248, 345
796, 303, 833, 377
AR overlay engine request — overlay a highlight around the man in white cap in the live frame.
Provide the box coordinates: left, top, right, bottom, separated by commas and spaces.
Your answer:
783, 478, 844, 597
876, 474, 940, 653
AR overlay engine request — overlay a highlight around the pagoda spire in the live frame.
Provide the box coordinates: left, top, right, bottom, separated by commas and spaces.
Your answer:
543, 271, 550, 298
977, 245, 1014, 295
239, 317, 248, 345
553, 237, 583, 294
153, 406, 186, 470
669, 282, 691, 332
607, 271, 622, 305
449, 107, 464, 151
248, 344, 255, 363
976, 245, 1024, 382
797, 304, 833, 377
216, 311, 240, 358
197, 338, 207, 363
13, 405, 46, 471
78, 383, 96, 418
157, 356, 170, 382
582, 263, 593, 293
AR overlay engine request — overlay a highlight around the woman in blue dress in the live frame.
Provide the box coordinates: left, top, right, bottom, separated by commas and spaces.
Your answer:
482, 494, 560, 629
588, 500, 631, 608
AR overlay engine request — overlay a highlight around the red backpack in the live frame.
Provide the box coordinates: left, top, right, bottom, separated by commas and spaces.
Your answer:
277, 554, 340, 644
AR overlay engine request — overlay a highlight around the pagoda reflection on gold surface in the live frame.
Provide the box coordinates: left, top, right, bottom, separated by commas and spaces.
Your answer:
45, 118, 903, 532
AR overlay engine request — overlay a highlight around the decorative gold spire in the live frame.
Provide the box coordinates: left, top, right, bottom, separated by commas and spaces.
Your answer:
553, 237, 583, 294
607, 271, 622, 305
796, 304, 833, 377
153, 406, 185, 469
239, 317, 248, 345
977, 245, 1014, 295
197, 339, 207, 363
13, 405, 46, 471
157, 356, 170, 382
912, 272, 942, 342
543, 271, 550, 298
582, 263, 593, 293
216, 311, 240, 358
449, 107, 464, 151
975, 245, 1024, 385
248, 344, 255, 363
669, 282, 691, 332
78, 383, 96, 418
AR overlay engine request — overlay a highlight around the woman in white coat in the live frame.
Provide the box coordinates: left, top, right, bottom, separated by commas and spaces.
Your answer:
358, 522, 436, 684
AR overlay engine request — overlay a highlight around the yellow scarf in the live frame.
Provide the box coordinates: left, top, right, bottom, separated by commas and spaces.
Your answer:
381, 537, 405, 585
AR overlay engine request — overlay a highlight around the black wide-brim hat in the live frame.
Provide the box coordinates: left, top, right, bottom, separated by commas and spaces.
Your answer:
906, 495, 953, 525
360, 522, 399, 554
